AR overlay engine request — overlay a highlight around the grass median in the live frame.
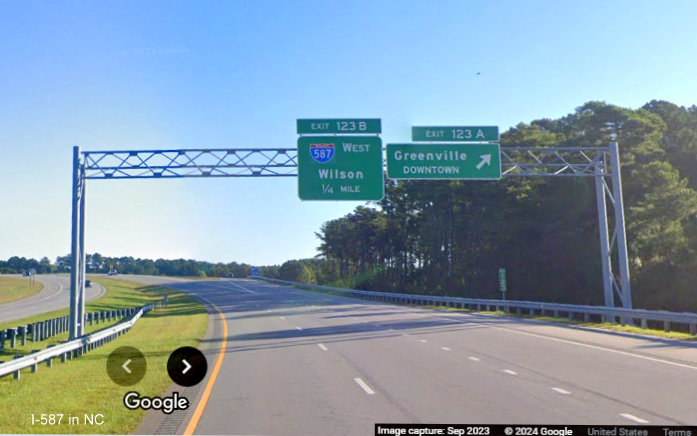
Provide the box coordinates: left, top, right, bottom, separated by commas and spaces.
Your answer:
0, 276, 43, 304
0, 277, 208, 434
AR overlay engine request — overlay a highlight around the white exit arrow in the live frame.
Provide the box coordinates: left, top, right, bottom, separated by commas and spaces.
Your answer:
476, 154, 492, 170
182, 359, 192, 374
122, 359, 132, 374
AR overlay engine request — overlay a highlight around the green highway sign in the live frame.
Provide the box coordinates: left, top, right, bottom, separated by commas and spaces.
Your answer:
499, 268, 507, 293
412, 126, 499, 142
298, 136, 384, 200
297, 118, 381, 135
386, 143, 502, 180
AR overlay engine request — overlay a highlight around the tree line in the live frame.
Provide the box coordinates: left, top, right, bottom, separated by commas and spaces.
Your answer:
268, 101, 697, 312
0, 254, 251, 278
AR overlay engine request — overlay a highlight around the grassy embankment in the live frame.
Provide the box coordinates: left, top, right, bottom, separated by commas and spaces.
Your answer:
0, 276, 43, 304
0, 276, 208, 434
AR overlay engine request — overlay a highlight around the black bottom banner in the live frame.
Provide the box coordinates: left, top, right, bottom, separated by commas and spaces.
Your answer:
375, 424, 695, 436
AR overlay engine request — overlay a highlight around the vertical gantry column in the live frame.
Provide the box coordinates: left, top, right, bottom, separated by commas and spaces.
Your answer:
609, 142, 632, 309
78, 167, 87, 336
595, 172, 615, 311
69, 146, 84, 339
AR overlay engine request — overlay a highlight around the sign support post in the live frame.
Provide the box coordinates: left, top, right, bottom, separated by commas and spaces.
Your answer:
69, 146, 86, 340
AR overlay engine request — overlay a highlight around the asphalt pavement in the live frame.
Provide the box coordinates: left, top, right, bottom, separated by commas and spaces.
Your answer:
136, 278, 697, 435
0, 274, 106, 323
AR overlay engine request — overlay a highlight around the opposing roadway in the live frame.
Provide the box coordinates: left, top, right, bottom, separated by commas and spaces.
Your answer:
136, 278, 697, 435
0, 274, 106, 323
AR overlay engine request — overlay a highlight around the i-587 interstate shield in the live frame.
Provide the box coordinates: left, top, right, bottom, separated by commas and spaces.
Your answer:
297, 136, 384, 200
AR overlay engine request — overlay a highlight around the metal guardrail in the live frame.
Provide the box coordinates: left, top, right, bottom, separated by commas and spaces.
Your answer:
0, 299, 167, 380
256, 277, 697, 335
0, 308, 149, 350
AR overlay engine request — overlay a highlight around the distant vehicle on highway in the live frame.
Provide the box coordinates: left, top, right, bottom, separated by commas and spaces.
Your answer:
85, 279, 92, 287
22, 270, 30, 276
108, 269, 118, 276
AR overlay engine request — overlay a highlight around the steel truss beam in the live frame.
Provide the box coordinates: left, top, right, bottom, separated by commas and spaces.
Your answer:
69, 143, 631, 338
83, 149, 297, 179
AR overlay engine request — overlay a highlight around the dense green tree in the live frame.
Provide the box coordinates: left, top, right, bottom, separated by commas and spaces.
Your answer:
310, 100, 697, 312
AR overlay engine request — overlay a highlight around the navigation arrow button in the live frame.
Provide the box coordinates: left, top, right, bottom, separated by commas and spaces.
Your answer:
167, 346, 207, 387
107, 346, 146, 386
122, 359, 132, 374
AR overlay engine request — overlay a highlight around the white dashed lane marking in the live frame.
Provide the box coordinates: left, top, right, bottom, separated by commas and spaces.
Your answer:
551, 387, 571, 395
468, 357, 481, 361
354, 377, 376, 395
503, 369, 518, 375
318, 343, 328, 351
441, 347, 451, 351
620, 413, 649, 424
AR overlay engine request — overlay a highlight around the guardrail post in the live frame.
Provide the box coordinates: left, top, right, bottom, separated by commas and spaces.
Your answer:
583, 313, 590, 322
0, 330, 5, 350
13, 355, 22, 380
19, 326, 26, 346
568, 312, 574, 321
690, 324, 697, 335
9, 329, 16, 348
664, 321, 670, 332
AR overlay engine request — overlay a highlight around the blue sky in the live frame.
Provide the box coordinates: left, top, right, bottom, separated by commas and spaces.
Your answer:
1, 1, 696, 265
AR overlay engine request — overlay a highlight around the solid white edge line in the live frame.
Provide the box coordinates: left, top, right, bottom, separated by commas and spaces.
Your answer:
438, 314, 697, 372
503, 369, 518, 375
318, 343, 328, 351
354, 377, 376, 395
551, 387, 571, 395
620, 413, 650, 424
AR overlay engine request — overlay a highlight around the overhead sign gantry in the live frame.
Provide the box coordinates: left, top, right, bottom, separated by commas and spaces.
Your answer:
67, 119, 632, 339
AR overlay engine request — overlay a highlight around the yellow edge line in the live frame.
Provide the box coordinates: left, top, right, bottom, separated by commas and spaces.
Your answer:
183, 296, 228, 435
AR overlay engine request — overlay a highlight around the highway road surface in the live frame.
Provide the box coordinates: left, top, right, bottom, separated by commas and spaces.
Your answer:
136, 278, 697, 435
0, 274, 106, 323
